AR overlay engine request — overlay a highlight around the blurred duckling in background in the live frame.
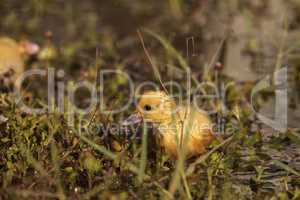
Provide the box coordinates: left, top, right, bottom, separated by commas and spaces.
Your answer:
123, 91, 215, 158
0, 37, 39, 92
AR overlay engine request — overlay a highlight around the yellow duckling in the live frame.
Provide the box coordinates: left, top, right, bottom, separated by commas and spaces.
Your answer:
123, 91, 215, 157
0, 37, 39, 91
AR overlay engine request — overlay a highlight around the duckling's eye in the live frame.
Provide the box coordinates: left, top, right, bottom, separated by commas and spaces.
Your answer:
143, 104, 152, 111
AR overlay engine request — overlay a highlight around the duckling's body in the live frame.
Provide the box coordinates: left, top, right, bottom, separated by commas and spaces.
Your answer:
0, 37, 39, 91
124, 91, 214, 158
0, 37, 24, 90
157, 105, 214, 157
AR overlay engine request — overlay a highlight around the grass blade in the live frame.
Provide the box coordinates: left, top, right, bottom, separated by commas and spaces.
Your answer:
138, 123, 148, 182
273, 160, 300, 176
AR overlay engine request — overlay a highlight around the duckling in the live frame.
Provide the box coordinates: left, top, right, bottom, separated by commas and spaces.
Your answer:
0, 37, 39, 91
123, 91, 215, 158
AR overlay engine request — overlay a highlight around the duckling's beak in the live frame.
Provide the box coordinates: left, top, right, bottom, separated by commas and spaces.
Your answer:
20, 41, 40, 55
122, 113, 142, 126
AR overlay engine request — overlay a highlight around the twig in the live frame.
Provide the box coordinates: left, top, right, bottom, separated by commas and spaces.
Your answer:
137, 29, 169, 95
186, 136, 233, 176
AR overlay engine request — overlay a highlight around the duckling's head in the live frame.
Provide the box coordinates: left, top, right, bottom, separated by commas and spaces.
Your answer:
123, 91, 177, 125
0, 37, 39, 57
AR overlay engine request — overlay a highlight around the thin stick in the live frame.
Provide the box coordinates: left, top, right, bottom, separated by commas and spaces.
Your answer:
186, 136, 233, 176
88, 48, 101, 130
137, 29, 169, 95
